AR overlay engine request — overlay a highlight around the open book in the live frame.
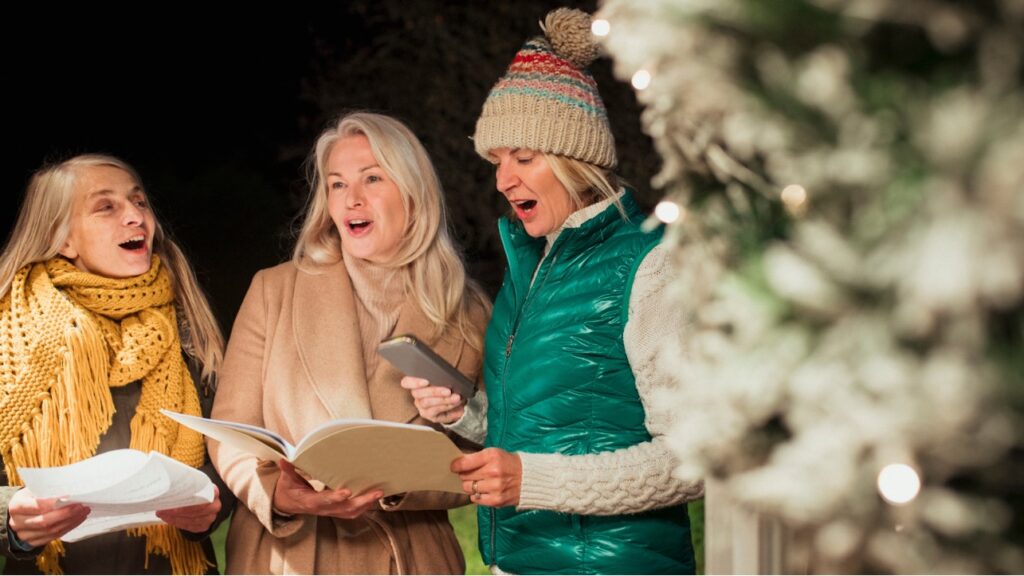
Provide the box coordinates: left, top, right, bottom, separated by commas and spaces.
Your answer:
17, 449, 215, 542
162, 410, 464, 496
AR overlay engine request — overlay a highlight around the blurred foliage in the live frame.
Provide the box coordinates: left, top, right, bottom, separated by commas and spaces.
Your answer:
601, 0, 1023, 571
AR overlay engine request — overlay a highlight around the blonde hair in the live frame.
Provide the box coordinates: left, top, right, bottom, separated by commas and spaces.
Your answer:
293, 112, 490, 350
543, 153, 628, 218
0, 154, 224, 382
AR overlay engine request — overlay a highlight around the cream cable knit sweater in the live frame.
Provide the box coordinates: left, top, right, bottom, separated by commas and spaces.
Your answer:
450, 196, 703, 515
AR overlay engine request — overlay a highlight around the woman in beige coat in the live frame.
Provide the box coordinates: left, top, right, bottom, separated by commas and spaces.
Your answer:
209, 112, 490, 574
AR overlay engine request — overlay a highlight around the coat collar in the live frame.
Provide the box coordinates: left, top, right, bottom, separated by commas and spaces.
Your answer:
291, 260, 373, 420
291, 258, 429, 425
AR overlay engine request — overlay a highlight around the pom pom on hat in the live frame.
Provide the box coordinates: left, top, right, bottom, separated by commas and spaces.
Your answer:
542, 8, 600, 70
473, 7, 617, 168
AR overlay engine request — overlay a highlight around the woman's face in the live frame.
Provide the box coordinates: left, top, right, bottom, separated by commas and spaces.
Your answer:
59, 165, 156, 278
490, 148, 576, 238
326, 135, 408, 263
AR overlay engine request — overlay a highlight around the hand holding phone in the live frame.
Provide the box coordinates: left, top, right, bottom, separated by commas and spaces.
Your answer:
378, 335, 476, 399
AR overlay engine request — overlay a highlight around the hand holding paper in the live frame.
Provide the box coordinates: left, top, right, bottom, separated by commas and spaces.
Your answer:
7, 490, 91, 547
156, 485, 222, 533
17, 449, 215, 542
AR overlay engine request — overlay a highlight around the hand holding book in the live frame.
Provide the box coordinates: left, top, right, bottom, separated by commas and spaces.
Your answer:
273, 460, 384, 519
162, 410, 464, 496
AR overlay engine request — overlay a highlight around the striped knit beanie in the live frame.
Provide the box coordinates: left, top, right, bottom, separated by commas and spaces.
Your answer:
474, 7, 616, 168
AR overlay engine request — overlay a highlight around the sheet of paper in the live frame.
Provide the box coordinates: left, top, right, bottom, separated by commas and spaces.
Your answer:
83, 483, 214, 518
62, 512, 162, 543
17, 450, 215, 543
18, 450, 153, 500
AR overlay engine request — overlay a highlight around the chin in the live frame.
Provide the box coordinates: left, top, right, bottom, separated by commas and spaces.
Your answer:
524, 225, 551, 238
120, 259, 154, 278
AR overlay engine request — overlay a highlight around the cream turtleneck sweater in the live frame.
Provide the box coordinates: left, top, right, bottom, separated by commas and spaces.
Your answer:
344, 255, 404, 382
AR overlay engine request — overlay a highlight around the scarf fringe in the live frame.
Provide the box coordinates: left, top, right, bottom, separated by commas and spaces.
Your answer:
31, 308, 114, 574
60, 307, 115, 465
36, 541, 66, 575
130, 525, 212, 575
129, 410, 171, 456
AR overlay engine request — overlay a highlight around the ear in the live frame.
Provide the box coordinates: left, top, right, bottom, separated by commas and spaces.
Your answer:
58, 238, 78, 260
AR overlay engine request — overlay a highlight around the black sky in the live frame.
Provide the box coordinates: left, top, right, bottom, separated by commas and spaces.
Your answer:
6, 12, 352, 328
3, 2, 648, 332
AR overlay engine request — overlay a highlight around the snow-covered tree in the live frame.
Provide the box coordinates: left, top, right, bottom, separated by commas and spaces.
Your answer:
597, 0, 1024, 572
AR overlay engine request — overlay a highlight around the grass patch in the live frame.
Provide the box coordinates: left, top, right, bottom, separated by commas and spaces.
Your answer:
450, 504, 489, 575
211, 516, 229, 573
690, 498, 705, 574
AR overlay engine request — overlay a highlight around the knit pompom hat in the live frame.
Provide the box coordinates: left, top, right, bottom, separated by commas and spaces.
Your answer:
473, 7, 616, 168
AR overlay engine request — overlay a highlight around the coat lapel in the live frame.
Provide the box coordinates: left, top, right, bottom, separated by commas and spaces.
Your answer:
291, 261, 373, 420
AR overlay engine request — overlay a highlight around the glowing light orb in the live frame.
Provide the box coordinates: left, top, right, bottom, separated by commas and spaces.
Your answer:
654, 200, 683, 224
591, 19, 610, 37
781, 184, 807, 207
631, 69, 652, 91
878, 463, 921, 505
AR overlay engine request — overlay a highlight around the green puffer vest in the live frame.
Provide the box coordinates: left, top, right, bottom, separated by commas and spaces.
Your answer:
478, 192, 694, 575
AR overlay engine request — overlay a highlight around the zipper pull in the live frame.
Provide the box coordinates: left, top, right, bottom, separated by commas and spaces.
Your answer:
505, 333, 515, 357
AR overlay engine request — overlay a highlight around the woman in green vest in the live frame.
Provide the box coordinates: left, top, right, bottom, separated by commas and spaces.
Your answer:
402, 8, 703, 575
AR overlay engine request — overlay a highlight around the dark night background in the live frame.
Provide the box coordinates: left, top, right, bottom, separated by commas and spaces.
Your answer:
3, 1, 658, 332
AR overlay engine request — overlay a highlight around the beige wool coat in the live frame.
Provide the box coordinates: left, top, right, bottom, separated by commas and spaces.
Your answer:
209, 260, 486, 574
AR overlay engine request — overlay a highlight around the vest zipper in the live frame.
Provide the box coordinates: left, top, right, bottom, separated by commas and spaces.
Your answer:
498, 246, 561, 443
491, 247, 563, 564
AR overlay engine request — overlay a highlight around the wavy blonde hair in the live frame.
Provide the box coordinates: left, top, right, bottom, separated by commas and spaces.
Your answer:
293, 112, 490, 350
543, 153, 628, 218
0, 154, 224, 382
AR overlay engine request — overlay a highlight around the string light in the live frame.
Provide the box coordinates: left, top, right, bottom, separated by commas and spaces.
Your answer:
781, 184, 807, 208
655, 200, 683, 224
877, 463, 921, 505
591, 19, 611, 37
631, 69, 652, 91
780, 184, 808, 216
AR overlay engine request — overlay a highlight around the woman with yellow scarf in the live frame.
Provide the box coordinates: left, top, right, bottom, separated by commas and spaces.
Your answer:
0, 155, 233, 574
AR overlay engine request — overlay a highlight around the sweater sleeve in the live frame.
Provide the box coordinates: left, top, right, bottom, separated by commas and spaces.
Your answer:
207, 271, 308, 538
444, 387, 488, 445
517, 243, 704, 515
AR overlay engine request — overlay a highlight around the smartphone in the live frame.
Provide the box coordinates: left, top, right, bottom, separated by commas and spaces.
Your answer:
378, 334, 476, 399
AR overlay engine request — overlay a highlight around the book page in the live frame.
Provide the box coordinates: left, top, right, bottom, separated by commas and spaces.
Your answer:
161, 409, 292, 461
292, 425, 464, 496
160, 410, 464, 497
296, 417, 435, 451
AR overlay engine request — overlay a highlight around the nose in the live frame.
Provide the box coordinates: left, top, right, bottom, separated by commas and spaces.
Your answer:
123, 202, 146, 227
495, 160, 519, 195
345, 185, 366, 208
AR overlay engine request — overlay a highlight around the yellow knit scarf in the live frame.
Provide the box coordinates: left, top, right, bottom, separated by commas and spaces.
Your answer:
0, 256, 209, 575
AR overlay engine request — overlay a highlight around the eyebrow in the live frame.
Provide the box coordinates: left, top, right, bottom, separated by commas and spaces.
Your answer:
86, 186, 143, 200
327, 164, 382, 178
